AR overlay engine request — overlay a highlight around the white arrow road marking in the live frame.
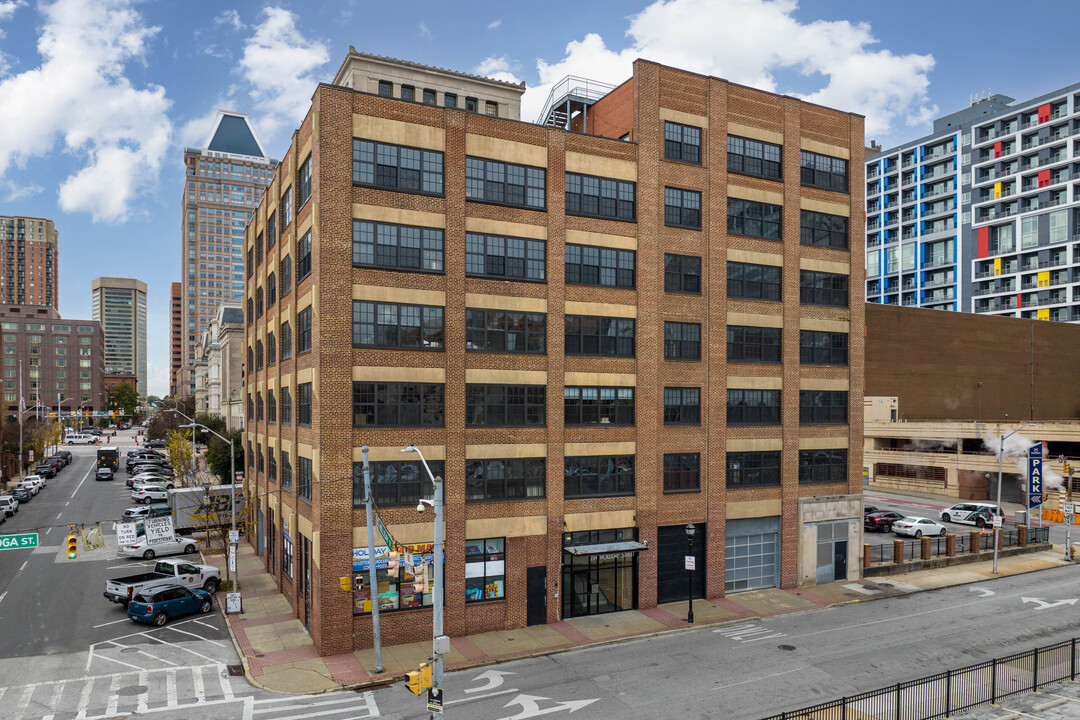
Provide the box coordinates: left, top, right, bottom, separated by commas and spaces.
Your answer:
842, 583, 881, 595
466, 669, 516, 693
969, 587, 995, 598
499, 694, 600, 719
1022, 597, 1079, 610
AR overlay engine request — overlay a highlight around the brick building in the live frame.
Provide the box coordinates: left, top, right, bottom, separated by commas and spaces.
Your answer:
169, 282, 181, 398
244, 53, 865, 656
0, 215, 59, 309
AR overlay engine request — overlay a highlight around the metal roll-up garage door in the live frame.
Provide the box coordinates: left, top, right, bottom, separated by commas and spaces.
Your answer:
725, 516, 780, 593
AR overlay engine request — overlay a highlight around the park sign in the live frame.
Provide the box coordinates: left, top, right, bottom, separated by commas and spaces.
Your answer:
1029, 443, 1043, 509
0, 533, 38, 550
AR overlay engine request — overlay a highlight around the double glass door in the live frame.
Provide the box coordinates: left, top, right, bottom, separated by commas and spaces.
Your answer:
561, 552, 636, 618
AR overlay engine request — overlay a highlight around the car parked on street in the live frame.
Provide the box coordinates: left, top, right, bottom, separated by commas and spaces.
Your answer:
53, 450, 72, 464
95, 468, 114, 481
132, 476, 175, 491
892, 516, 949, 538
864, 510, 906, 533
131, 486, 169, 504
121, 504, 172, 522
105, 558, 220, 605
126, 585, 213, 626
34, 464, 56, 479
118, 535, 199, 560
11, 487, 31, 503
864, 505, 879, 516
0, 496, 17, 515
15, 479, 40, 496
940, 502, 1000, 528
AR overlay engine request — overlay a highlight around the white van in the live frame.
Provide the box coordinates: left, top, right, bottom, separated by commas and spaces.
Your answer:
940, 502, 1000, 527
65, 434, 95, 445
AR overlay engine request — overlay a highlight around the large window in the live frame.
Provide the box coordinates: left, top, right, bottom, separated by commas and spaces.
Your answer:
564, 386, 634, 426
352, 382, 445, 427
800, 270, 849, 307
799, 390, 848, 425
353, 301, 445, 350
280, 386, 291, 424
353, 460, 445, 507
465, 538, 505, 602
728, 261, 781, 301
664, 322, 701, 360
664, 387, 700, 425
465, 459, 546, 501
297, 307, 312, 353
297, 155, 312, 208
564, 244, 634, 288
353, 220, 445, 273
352, 139, 444, 195
663, 453, 700, 493
296, 231, 312, 284
664, 121, 701, 164
281, 186, 292, 225
465, 157, 545, 210
267, 389, 276, 422
800, 150, 848, 192
664, 254, 701, 294
280, 255, 292, 298
280, 451, 292, 490
267, 211, 276, 249
727, 199, 781, 240
297, 456, 312, 501
564, 455, 635, 498
726, 451, 781, 487
800, 210, 849, 249
800, 330, 848, 366
465, 309, 545, 353
727, 389, 781, 425
799, 449, 848, 484
727, 135, 782, 180
565, 173, 636, 221
267, 273, 276, 308
465, 384, 546, 427
267, 447, 277, 481
298, 382, 312, 426
564, 315, 634, 357
465, 234, 545, 281
280, 321, 291, 361
664, 187, 702, 229
727, 326, 781, 363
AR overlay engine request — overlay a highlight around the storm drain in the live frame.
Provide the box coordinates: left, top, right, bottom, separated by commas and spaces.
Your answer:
227, 664, 244, 676
120, 648, 139, 654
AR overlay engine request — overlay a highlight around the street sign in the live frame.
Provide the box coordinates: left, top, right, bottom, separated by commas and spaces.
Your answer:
116, 522, 138, 547
1065, 502, 1075, 516
685, 555, 696, 571
0, 533, 38, 550
1029, 443, 1044, 509
426, 687, 443, 712
145, 515, 175, 545
228, 529, 239, 544
228, 545, 236, 572
226, 592, 242, 614
993, 516, 1003, 528
376, 516, 393, 550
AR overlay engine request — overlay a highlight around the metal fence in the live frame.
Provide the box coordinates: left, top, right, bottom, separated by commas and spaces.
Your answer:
864, 525, 1050, 566
762, 637, 1079, 720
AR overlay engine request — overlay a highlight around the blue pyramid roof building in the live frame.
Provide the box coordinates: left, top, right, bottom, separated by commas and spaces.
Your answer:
203, 111, 268, 159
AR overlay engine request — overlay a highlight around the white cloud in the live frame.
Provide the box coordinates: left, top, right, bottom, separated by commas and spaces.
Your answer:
0, 0, 172, 223
487, 18, 502, 30
521, 0, 935, 138
214, 9, 244, 31
239, 6, 329, 139
178, 106, 224, 150
0, 0, 25, 21
475, 56, 522, 85
419, 21, 431, 39
3, 180, 43, 200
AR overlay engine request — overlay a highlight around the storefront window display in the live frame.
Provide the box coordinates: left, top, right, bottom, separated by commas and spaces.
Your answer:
352, 543, 436, 615
465, 538, 505, 602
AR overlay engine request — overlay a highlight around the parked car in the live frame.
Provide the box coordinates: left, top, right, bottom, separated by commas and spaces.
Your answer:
864, 505, 880, 516
95, 468, 114, 481
0, 496, 17, 516
104, 558, 221, 604
131, 486, 169, 504
34, 464, 56, 479
15, 480, 39, 497
118, 534, 199, 560
864, 510, 905, 533
892, 516, 949, 538
121, 503, 172, 521
53, 449, 73, 464
127, 585, 213, 626
132, 465, 173, 478
24, 474, 44, 489
940, 502, 1001, 528
132, 476, 175, 491
47, 454, 67, 469
11, 487, 31, 503
119, 422, 131, 430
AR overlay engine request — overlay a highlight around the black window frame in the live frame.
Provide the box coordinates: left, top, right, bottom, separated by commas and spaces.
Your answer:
267, 331, 276, 366
465, 384, 546, 427
800, 210, 849, 250
297, 456, 312, 502
353, 220, 445, 274
727, 135, 782, 180
800, 270, 849, 307
465, 157, 546, 211
280, 320, 291, 361
465, 458, 546, 502
297, 382, 312, 426
422, 88, 436, 105
353, 459, 445, 508
727, 198, 782, 240
354, 301, 445, 350
443, 93, 457, 108
727, 389, 781, 425
377, 80, 392, 97
563, 386, 634, 426
267, 446, 277, 482
465, 233, 546, 282
266, 211, 276, 250
799, 449, 848, 484
255, 339, 264, 370
564, 455, 635, 498
663, 387, 700, 425
267, 272, 276, 307
297, 155, 312, 209
726, 451, 781, 488
800, 150, 849, 193
664, 321, 701, 360
664, 187, 702, 229
564, 172, 636, 222
297, 307, 312, 354
664, 121, 702, 164
352, 139, 444, 196
799, 390, 848, 425
663, 453, 700, 493
352, 381, 445, 428
799, 330, 848, 366
267, 388, 277, 422
664, 254, 701, 294
281, 186, 292, 225
465, 308, 546, 354
296, 231, 312, 284
280, 386, 292, 424
564, 315, 634, 357
400, 85, 414, 102
256, 392, 263, 421
280, 450, 292, 490
564, 243, 634, 288
728, 261, 782, 302
727, 325, 781, 363
255, 287, 263, 319
280, 255, 292, 298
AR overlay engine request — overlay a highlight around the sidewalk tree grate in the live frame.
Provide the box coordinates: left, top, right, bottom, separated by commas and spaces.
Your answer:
227, 664, 244, 676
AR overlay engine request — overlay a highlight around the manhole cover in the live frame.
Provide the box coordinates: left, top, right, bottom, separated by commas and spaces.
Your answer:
117, 685, 148, 696
227, 665, 244, 676
778, 645, 796, 651
120, 648, 139, 654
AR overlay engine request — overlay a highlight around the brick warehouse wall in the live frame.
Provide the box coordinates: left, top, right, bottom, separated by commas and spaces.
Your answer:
243, 57, 865, 656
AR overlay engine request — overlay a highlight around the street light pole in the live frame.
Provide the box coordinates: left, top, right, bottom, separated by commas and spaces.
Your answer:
181, 423, 236, 587
685, 522, 695, 625
165, 407, 197, 486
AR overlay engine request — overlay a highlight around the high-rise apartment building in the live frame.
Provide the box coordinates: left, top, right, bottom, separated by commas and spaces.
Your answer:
244, 52, 864, 656
169, 281, 181, 397
865, 83, 1080, 320
91, 277, 147, 398
179, 111, 276, 398
0, 215, 58, 309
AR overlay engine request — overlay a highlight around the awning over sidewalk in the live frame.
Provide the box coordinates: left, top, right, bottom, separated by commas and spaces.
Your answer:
564, 540, 648, 556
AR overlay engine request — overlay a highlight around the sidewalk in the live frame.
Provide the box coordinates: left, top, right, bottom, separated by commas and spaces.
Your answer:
214, 541, 1074, 695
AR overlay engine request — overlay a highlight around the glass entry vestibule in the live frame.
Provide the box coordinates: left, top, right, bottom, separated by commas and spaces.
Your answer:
561, 528, 644, 618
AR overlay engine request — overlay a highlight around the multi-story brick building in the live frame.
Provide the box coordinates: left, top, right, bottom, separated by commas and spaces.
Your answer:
169, 282, 181, 398
0, 215, 58, 310
92, 277, 147, 399
178, 111, 275, 398
244, 52, 865, 656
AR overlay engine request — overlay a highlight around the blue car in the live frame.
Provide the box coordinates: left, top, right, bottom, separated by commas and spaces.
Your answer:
126, 585, 213, 626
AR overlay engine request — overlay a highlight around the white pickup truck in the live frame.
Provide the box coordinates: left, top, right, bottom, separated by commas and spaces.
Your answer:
104, 558, 220, 605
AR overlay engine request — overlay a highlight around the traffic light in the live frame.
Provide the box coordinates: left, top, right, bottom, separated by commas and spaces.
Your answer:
420, 663, 432, 689
354, 575, 365, 592
387, 550, 400, 579
339, 576, 351, 591
406, 669, 423, 695
66, 533, 78, 560
413, 562, 428, 594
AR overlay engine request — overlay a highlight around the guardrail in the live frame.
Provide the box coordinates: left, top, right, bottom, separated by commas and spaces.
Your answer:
864, 525, 1049, 566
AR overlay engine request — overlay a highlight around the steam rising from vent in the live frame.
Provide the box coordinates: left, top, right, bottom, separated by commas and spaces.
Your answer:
905, 438, 958, 453
982, 432, 1062, 492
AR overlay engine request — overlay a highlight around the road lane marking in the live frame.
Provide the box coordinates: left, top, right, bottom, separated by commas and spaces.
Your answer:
155, 624, 226, 647
0, 591, 6, 604
69, 466, 91, 499
218, 664, 234, 699
45, 527, 51, 534
446, 688, 520, 706
75, 679, 93, 718
253, 695, 365, 712
56, 512, 62, 519
711, 667, 802, 692
91, 618, 130, 629
17, 560, 27, 574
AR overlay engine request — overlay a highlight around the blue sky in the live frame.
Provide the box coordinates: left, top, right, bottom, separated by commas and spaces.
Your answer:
0, 0, 1076, 396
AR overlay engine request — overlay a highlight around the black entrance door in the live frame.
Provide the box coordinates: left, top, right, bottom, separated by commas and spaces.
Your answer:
833, 539, 848, 582
526, 566, 546, 626
657, 524, 705, 603
301, 536, 311, 630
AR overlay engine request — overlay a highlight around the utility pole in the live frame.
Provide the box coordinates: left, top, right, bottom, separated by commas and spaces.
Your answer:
361, 447, 383, 673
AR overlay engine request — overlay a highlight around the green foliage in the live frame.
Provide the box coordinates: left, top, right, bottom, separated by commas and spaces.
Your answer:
205, 429, 243, 484
110, 383, 139, 416
192, 413, 226, 444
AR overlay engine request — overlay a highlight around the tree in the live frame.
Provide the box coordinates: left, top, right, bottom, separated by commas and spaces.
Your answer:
192, 413, 226, 446
111, 383, 139, 417
165, 430, 194, 486
205, 429, 243, 485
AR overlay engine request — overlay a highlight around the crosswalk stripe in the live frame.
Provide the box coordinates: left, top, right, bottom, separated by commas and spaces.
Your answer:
105, 673, 121, 716
217, 664, 234, 699
165, 668, 177, 707
136, 670, 149, 713
75, 677, 93, 719
192, 664, 206, 702
267, 704, 381, 720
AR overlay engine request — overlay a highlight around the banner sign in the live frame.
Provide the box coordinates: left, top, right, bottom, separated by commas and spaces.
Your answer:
1029, 443, 1044, 509
352, 542, 443, 572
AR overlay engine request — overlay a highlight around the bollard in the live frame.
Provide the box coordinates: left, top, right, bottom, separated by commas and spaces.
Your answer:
1018, 525, 1028, 547
863, 543, 872, 568
969, 530, 981, 554
920, 536, 931, 560
946, 533, 956, 557
892, 538, 904, 564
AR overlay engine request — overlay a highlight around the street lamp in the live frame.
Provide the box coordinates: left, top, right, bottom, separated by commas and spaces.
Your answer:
994, 422, 1039, 574
180, 422, 237, 588
403, 444, 444, 719
165, 407, 198, 486
685, 522, 696, 625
